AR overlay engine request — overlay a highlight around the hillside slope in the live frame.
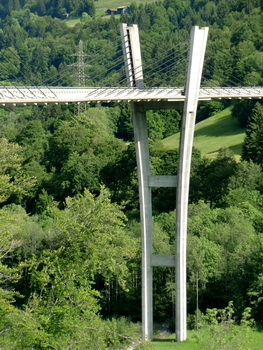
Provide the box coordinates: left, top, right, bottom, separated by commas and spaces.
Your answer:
162, 107, 246, 160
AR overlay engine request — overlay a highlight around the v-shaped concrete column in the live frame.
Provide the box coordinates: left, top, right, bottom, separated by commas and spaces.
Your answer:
120, 23, 208, 342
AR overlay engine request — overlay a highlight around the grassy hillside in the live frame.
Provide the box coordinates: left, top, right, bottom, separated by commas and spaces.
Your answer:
162, 107, 246, 160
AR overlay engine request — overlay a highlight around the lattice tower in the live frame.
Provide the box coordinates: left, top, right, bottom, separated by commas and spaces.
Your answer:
71, 40, 89, 115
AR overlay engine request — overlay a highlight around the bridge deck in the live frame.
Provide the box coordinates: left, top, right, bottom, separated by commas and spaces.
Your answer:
0, 86, 262, 104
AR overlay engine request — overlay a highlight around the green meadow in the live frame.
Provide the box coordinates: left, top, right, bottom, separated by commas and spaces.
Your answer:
162, 107, 246, 160
64, 17, 82, 27
151, 325, 263, 349
65, 0, 157, 23
95, 0, 157, 11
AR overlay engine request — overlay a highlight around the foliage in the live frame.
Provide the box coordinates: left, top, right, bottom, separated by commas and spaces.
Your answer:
195, 302, 255, 350
232, 99, 259, 127
147, 109, 181, 140
196, 100, 225, 122
0, 188, 141, 349
0, 0, 96, 19
190, 149, 238, 207
0, 137, 36, 204
0, 205, 25, 285
187, 195, 262, 315
112, 104, 131, 139
248, 273, 263, 320
44, 108, 125, 202
0, 204, 39, 349
242, 102, 263, 165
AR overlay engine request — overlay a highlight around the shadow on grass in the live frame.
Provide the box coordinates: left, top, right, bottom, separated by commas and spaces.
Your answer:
195, 114, 244, 138
206, 142, 243, 156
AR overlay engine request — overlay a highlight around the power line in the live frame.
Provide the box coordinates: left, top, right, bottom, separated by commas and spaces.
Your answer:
1, 45, 57, 99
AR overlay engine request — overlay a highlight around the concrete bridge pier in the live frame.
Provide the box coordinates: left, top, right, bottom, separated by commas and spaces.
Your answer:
121, 23, 209, 342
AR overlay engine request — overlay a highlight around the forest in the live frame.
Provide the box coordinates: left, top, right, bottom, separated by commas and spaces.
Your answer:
0, 0, 262, 348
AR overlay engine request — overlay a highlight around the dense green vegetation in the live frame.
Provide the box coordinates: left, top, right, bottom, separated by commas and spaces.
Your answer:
0, 0, 95, 18
0, 0, 262, 348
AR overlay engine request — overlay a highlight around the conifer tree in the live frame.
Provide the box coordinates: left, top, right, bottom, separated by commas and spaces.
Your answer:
242, 103, 263, 165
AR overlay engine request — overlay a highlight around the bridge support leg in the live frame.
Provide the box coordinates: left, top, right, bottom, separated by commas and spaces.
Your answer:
176, 26, 208, 342
120, 24, 153, 340
132, 102, 153, 340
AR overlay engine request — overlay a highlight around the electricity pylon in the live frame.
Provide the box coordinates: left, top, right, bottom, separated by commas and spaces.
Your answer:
71, 40, 89, 115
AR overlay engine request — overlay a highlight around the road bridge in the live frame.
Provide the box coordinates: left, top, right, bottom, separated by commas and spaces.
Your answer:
0, 86, 261, 104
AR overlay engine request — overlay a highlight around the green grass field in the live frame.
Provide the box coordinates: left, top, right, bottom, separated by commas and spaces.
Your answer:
96, 0, 157, 11
64, 17, 81, 27
151, 326, 263, 349
162, 107, 246, 160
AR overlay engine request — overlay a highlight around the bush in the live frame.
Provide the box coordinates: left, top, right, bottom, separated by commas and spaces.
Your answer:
195, 302, 255, 350
197, 101, 225, 122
